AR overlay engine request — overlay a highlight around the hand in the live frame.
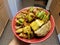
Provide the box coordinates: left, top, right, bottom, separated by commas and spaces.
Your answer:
9, 37, 30, 45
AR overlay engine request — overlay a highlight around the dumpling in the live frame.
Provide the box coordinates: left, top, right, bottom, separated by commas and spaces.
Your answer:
30, 19, 44, 31
35, 21, 51, 36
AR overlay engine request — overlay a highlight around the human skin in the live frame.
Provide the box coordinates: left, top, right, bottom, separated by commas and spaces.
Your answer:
9, 37, 30, 45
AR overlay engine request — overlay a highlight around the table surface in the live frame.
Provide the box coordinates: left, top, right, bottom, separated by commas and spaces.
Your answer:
0, 21, 60, 45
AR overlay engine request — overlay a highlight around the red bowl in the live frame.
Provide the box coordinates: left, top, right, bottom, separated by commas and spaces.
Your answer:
12, 7, 55, 43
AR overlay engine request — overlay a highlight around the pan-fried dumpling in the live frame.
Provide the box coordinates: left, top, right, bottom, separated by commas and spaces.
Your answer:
30, 19, 44, 31
35, 21, 51, 36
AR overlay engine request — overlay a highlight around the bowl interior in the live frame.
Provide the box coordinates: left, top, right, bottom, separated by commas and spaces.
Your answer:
12, 7, 55, 43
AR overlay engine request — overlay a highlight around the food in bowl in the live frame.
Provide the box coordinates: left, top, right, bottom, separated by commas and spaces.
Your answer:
15, 7, 51, 39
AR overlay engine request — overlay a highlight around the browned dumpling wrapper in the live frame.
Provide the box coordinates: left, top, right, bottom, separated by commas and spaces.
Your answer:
35, 21, 51, 36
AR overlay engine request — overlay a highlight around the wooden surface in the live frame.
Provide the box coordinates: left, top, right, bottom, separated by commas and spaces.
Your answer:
0, 0, 9, 37
34, 1, 45, 6
50, 0, 60, 34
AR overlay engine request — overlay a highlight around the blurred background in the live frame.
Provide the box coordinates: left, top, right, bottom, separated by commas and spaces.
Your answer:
0, 0, 60, 45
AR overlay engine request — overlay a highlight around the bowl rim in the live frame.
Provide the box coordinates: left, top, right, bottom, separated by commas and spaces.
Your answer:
12, 7, 55, 43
